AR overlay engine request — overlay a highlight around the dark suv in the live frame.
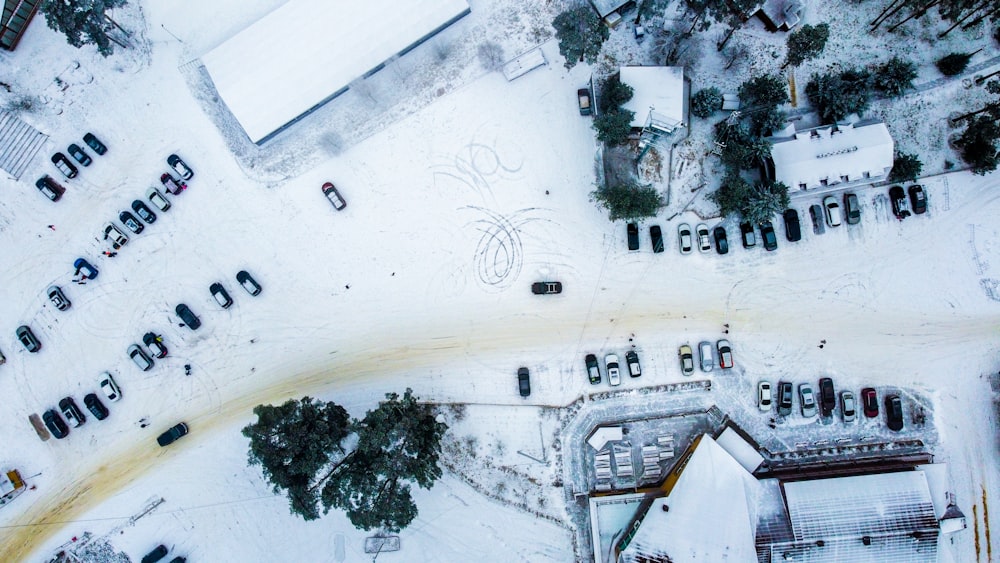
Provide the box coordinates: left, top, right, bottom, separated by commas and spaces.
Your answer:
740, 222, 756, 248
517, 367, 530, 397
885, 395, 904, 431
43, 409, 69, 439
35, 176, 65, 201
141, 544, 169, 563
585, 354, 601, 384
844, 193, 861, 225
890, 186, 911, 219
760, 221, 777, 251
819, 377, 836, 416
782, 209, 801, 242
16, 325, 40, 353
175, 304, 202, 330
84, 393, 109, 420
627, 223, 639, 251
59, 397, 85, 428
777, 382, 793, 416
649, 225, 664, 253
157, 423, 189, 447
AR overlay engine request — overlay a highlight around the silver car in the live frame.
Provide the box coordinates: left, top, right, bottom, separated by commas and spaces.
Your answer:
799, 383, 817, 417
103, 222, 129, 249
698, 341, 713, 372
605, 354, 621, 386
841, 391, 857, 423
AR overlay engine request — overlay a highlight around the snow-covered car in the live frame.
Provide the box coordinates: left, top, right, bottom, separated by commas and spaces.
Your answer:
210, 282, 233, 309
696, 224, 711, 252
677, 223, 692, 254
716, 339, 733, 369
59, 397, 85, 427
809, 204, 825, 235
650, 225, 663, 253
100, 372, 121, 402
760, 221, 777, 251
68, 143, 92, 166
841, 391, 857, 423
605, 354, 621, 386
678, 345, 694, 376
74, 258, 99, 280
740, 222, 756, 248
777, 381, 793, 416
577, 88, 592, 116
51, 152, 78, 179
799, 384, 817, 417
143, 332, 168, 358
147, 187, 171, 211
237, 270, 262, 296
35, 176, 65, 201
119, 211, 144, 234
322, 182, 347, 210
167, 154, 193, 180
160, 173, 186, 195
83, 132, 107, 155
890, 186, 910, 219
128, 344, 153, 371
47, 285, 71, 311
824, 195, 843, 227
758, 381, 772, 411
698, 341, 713, 372
844, 193, 861, 225
585, 354, 601, 384
132, 200, 157, 224
625, 350, 641, 377
103, 222, 129, 249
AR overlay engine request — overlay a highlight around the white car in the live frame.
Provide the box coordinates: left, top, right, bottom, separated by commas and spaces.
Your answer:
99, 372, 121, 402
147, 187, 171, 211
758, 381, 772, 411
605, 354, 621, 386
696, 224, 711, 252
677, 223, 693, 254
841, 391, 857, 423
823, 195, 842, 227
799, 384, 817, 417
103, 222, 128, 249
698, 341, 713, 372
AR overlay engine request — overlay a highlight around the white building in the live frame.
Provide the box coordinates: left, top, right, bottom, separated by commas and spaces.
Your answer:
618, 66, 687, 137
767, 120, 894, 193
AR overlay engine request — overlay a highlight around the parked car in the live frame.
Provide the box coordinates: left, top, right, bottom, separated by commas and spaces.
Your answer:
84, 393, 108, 421
59, 397, 85, 427
100, 372, 121, 402
321, 182, 347, 210
677, 223, 692, 254
35, 176, 65, 201
860, 387, 878, 418
809, 204, 825, 235
83, 133, 107, 155
51, 152, 78, 178
128, 344, 153, 371
823, 195, 842, 227
16, 325, 40, 352
585, 354, 601, 384
678, 345, 694, 376
783, 209, 801, 242
167, 154, 193, 180
625, 350, 641, 377
119, 211, 144, 234
168, 557, 186, 563
236, 270, 262, 296
143, 332, 168, 358
844, 193, 861, 225
696, 224, 711, 252
147, 187, 171, 211
517, 367, 530, 397
819, 377, 836, 416
531, 281, 561, 295
649, 225, 664, 253
627, 222, 639, 251
577, 88, 592, 115
156, 423, 189, 447
43, 409, 69, 439
713, 226, 729, 255
141, 544, 169, 563
132, 200, 157, 224
47, 285, 71, 311
175, 303, 202, 330
698, 341, 713, 372
777, 382, 793, 416
103, 222, 129, 249
841, 391, 857, 423
909, 184, 927, 214
799, 383, 817, 417
210, 283, 233, 308
760, 221, 777, 251
716, 339, 733, 369
160, 173, 186, 195
890, 185, 911, 219
758, 381, 772, 411
74, 258, 98, 280
885, 395, 904, 431
606, 354, 621, 386
740, 222, 756, 248
67, 143, 92, 166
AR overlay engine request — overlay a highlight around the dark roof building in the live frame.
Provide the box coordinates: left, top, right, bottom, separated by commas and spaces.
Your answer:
1, 0, 39, 51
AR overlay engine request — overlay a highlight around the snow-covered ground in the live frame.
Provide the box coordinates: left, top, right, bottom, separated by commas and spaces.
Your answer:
0, 1, 998, 562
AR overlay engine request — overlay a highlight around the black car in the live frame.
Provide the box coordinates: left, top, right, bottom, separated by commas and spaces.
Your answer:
740, 222, 756, 248
143, 332, 168, 358
322, 182, 347, 211
119, 211, 144, 234
175, 304, 202, 330
577, 88, 592, 116
909, 184, 927, 214
43, 409, 69, 439
625, 350, 641, 377
83, 132, 107, 155
157, 423, 189, 447
51, 152, 78, 179
885, 395, 904, 431
844, 193, 861, 225
531, 281, 562, 295
142, 545, 169, 563
16, 325, 40, 352
74, 258, 99, 280
585, 354, 601, 384
237, 270, 262, 296
713, 226, 729, 254
889, 185, 911, 219
649, 225, 664, 253
627, 222, 639, 251
517, 367, 530, 397
760, 221, 777, 251
210, 282, 233, 308
782, 209, 801, 242
84, 393, 108, 421
48, 285, 71, 311
132, 200, 157, 224
819, 377, 836, 416
67, 143, 92, 166
167, 154, 193, 180
35, 176, 65, 201
59, 397, 85, 427
777, 382, 793, 416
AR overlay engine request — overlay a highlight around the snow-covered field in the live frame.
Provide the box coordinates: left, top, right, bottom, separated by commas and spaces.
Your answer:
0, 1, 998, 562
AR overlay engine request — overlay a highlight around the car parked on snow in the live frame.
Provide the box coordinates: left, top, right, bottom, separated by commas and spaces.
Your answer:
51, 152, 78, 178
128, 344, 153, 371
103, 222, 129, 249
760, 221, 777, 251
823, 195, 842, 227
783, 209, 801, 242
68, 143, 92, 166
650, 225, 664, 253
819, 377, 835, 416
141, 544, 169, 563
517, 367, 530, 397
713, 226, 729, 254
909, 184, 927, 214
160, 173, 185, 195
885, 394, 904, 431
698, 341, 713, 372
799, 383, 817, 417
143, 332, 168, 358
758, 381, 772, 411
35, 176, 65, 201
531, 281, 561, 295
59, 397, 85, 427
740, 222, 756, 248
100, 372, 121, 402
83, 133, 107, 155
696, 224, 711, 252
167, 154, 193, 180
841, 391, 857, 423
322, 182, 347, 210
606, 354, 621, 386
43, 409, 69, 439
777, 381, 793, 416
862, 387, 878, 418
890, 186, 911, 219
74, 258, 98, 280
678, 345, 694, 376
84, 393, 108, 421
210, 283, 233, 308
237, 270, 262, 296
147, 187, 171, 211
47, 285, 71, 311
809, 204, 825, 235
677, 223, 692, 254
175, 303, 202, 330
625, 350, 641, 377
16, 325, 40, 352
119, 211, 144, 234
844, 193, 861, 225
585, 354, 601, 384
577, 88, 592, 115
132, 200, 156, 224
627, 222, 639, 251
716, 339, 733, 369
157, 423, 189, 447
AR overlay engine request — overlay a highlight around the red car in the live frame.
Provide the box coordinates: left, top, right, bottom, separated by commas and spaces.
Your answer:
861, 387, 878, 418
160, 173, 186, 195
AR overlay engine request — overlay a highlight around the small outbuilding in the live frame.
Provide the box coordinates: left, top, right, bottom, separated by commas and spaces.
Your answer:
0, 0, 39, 51
618, 66, 687, 136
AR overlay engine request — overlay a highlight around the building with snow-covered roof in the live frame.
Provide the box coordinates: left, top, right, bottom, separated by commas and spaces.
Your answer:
588, 0, 635, 20
618, 66, 687, 137
202, 0, 470, 144
767, 119, 894, 195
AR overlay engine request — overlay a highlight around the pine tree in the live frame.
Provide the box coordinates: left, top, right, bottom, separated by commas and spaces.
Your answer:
888, 152, 923, 183
738, 74, 789, 109
39, 0, 127, 57
552, 7, 609, 69
936, 52, 975, 76
805, 68, 872, 123
593, 110, 635, 145
955, 115, 1000, 175
872, 57, 918, 96
691, 87, 723, 118
599, 74, 634, 114
592, 182, 664, 221
782, 23, 830, 69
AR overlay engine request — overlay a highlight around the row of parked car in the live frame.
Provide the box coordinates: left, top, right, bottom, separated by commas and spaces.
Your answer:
678, 340, 734, 374
141, 543, 185, 563
585, 351, 641, 386
103, 155, 192, 249
758, 379, 905, 431
41, 372, 121, 439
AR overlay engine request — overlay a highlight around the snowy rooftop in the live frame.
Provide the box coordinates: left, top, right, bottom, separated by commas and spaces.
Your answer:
589, 0, 631, 18
201, 0, 470, 143
768, 121, 894, 190
715, 427, 764, 474
619, 66, 685, 130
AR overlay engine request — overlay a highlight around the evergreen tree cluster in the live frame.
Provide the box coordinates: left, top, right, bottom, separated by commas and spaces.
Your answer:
691, 87, 723, 118
783, 23, 830, 69
710, 173, 790, 225
39, 0, 126, 57
594, 73, 635, 146
552, 7, 608, 69
591, 181, 664, 221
